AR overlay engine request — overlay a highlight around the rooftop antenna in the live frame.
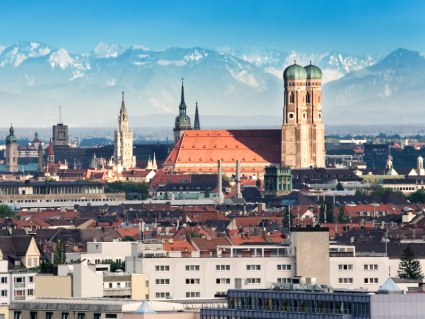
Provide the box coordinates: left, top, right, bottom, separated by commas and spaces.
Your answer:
59, 105, 62, 124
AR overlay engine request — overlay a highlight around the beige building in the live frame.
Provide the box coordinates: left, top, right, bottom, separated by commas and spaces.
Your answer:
291, 228, 330, 285
36, 261, 149, 300
281, 63, 325, 169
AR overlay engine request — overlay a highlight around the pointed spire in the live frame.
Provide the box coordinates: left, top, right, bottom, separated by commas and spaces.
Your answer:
181, 78, 185, 104
121, 91, 125, 108
194, 101, 200, 130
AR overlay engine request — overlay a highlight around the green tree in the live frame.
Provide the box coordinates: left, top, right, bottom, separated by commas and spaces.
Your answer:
338, 206, 349, 224
0, 205, 17, 218
336, 182, 344, 191
38, 260, 54, 274
398, 245, 424, 280
105, 181, 148, 199
408, 189, 425, 203
101, 259, 125, 272
53, 240, 66, 265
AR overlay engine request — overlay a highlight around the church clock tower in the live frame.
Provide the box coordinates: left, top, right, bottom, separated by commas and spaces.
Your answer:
173, 79, 192, 144
281, 62, 325, 169
5, 125, 18, 172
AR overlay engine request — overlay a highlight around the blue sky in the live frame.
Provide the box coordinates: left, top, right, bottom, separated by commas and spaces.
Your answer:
0, 0, 424, 54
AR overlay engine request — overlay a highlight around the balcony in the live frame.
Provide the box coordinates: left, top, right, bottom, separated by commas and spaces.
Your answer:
14, 283, 25, 288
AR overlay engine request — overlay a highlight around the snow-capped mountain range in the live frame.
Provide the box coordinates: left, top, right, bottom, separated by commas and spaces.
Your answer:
0, 42, 422, 127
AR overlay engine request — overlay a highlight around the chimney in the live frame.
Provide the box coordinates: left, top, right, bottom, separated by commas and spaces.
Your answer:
218, 160, 224, 204
236, 160, 242, 199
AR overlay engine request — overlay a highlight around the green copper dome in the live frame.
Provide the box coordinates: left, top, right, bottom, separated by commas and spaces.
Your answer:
5, 126, 17, 144
283, 63, 307, 80
304, 63, 322, 80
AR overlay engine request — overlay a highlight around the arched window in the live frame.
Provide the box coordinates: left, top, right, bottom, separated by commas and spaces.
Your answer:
318, 95, 321, 103
289, 92, 294, 103
306, 92, 311, 103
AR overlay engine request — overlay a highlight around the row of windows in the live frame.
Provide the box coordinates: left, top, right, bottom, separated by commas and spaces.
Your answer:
246, 265, 261, 271
216, 265, 230, 271
186, 265, 200, 271
364, 278, 379, 284
155, 265, 170, 271
186, 292, 200, 298
216, 278, 231, 284
156, 264, 292, 272
338, 264, 379, 271
185, 278, 200, 284
246, 278, 261, 284
277, 264, 292, 271
155, 292, 170, 298
338, 278, 353, 284
155, 279, 170, 285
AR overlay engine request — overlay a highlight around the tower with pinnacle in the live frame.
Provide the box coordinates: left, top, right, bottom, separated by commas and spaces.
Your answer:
5, 125, 18, 172
194, 101, 200, 130
173, 79, 192, 143
114, 92, 136, 172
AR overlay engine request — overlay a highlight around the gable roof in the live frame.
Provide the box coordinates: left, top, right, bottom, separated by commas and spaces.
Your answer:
164, 129, 281, 173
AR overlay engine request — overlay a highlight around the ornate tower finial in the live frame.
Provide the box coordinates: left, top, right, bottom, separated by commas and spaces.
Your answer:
294, 60, 296, 64
121, 91, 125, 107
181, 78, 185, 105
194, 101, 200, 130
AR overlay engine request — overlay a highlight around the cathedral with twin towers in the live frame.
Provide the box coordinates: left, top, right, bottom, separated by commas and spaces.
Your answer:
164, 62, 325, 177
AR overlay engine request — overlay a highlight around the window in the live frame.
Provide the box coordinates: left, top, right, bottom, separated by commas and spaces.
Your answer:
28, 276, 34, 283
289, 92, 295, 103
61, 313, 69, 319
108, 283, 113, 288
246, 278, 261, 284
27, 289, 34, 296
277, 264, 292, 271
94, 314, 101, 319
105, 315, 117, 319
338, 278, 353, 284
14, 277, 24, 283
77, 314, 85, 319
14, 312, 21, 319
364, 278, 379, 284
1, 277, 7, 284
246, 265, 261, 271
185, 278, 200, 285
30, 313, 37, 319
277, 278, 291, 284
186, 265, 200, 271
216, 278, 231, 284
145, 281, 149, 288
1, 290, 7, 297
216, 265, 230, 271
155, 279, 170, 285
185, 292, 200, 298
364, 264, 378, 271
306, 92, 311, 103
338, 264, 353, 271
46, 312, 53, 319
155, 265, 170, 271
155, 292, 170, 298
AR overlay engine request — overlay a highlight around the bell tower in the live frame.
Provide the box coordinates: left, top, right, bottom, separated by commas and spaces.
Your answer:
173, 78, 192, 144
281, 62, 325, 169
5, 125, 18, 172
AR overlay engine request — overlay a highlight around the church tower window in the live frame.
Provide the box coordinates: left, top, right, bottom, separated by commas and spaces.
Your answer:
306, 92, 311, 103
289, 92, 295, 103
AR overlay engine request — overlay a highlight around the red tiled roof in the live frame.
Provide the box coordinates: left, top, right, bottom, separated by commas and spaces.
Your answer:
164, 130, 281, 173
163, 239, 196, 252
344, 204, 401, 217
115, 228, 139, 239
230, 235, 267, 245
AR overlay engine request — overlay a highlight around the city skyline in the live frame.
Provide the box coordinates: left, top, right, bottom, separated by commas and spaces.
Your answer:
1, 0, 424, 54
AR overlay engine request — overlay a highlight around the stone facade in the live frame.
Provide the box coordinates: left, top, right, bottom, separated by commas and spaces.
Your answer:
114, 92, 136, 172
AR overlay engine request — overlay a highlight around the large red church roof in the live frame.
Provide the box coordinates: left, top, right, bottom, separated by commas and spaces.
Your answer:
164, 129, 281, 173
